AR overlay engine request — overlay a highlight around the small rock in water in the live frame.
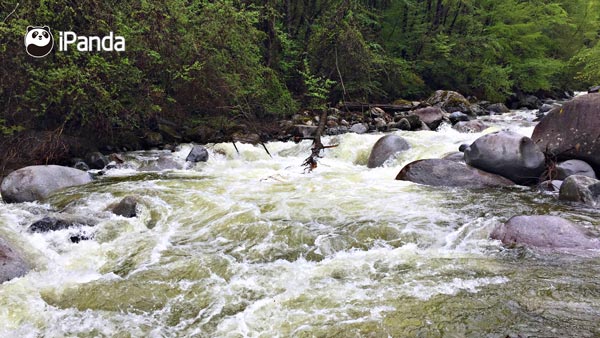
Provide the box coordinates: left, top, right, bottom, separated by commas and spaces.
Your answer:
111, 196, 140, 218
85, 152, 109, 169
186, 145, 209, 163
558, 175, 600, 207
448, 111, 470, 125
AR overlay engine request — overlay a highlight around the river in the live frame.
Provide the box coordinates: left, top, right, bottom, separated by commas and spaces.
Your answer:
1, 110, 599, 337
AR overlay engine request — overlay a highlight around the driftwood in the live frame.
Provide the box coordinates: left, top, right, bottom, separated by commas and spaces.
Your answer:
302, 110, 338, 172
339, 102, 415, 112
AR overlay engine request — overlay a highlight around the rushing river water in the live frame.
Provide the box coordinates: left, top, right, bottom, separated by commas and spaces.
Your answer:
1, 110, 600, 337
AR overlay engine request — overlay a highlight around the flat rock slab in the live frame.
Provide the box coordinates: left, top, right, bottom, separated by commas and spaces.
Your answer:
395, 159, 515, 188
491, 215, 600, 250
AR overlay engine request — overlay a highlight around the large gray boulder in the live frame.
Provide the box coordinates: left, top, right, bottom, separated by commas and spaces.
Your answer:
532, 93, 600, 173
411, 107, 445, 130
558, 175, 600, 207
367, 135, 410, 168
555, 159, 596, 180
395, 159, 515, 188
0, 237, 29, 283
1, 165, 92, 203
491, 215, 600, 250
464, 131, 546, 185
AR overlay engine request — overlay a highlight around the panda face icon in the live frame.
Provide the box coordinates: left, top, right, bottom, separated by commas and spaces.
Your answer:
24, 26, 54, 58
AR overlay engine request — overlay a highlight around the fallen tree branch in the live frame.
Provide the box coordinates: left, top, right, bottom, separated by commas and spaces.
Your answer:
3, 3, 19, 23
302, 110, 338, 172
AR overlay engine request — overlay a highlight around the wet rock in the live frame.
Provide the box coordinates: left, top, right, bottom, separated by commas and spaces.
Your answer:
441, 152, 465, 162
395, 159, 515, 188
350, 123, 368, 134
558, 175, 600, 207
458, 144, 469, 152
73, 161, 90, 171
367, 135, 410, 168
539, 180, 563, 192
532, 94, 600, 173
111, 196, 140, 218
411, 107, 445, 130
491, 215, 600, 250
425, 90, 473, 114
453, 120, 488, 133
448, 112, 470, 125
396, 118, 411, 131
139, 155, 182, 171
29, 216, 96, 232
464, 131, 546, 185
589, 85, 600, 93
486, 103, 510, 114
1, 165, 92, 203
556, 160, 596, 180
538, 103, 558, 115
0, 237, 29, 283
85, 151, 109, 170
186, 145, 209, 163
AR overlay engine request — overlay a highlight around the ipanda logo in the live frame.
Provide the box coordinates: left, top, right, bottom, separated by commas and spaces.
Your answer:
25, 25, 125, 58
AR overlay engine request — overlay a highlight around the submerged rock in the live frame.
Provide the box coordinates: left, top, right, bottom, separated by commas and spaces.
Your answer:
186, 145, 209, 163
0, 237, 29, 283
491, 215, 600, 250
139, 155, 182, 171
558, 175, 600, 208
395, 159, 515, 188
464, 131, 546, 185
29, 216, 96, 233
367, 135, 410, 168
531, 93, 600, 173
1, 165, 92, 203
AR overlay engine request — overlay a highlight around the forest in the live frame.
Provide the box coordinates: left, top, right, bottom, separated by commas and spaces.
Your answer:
0, 0, 599, 169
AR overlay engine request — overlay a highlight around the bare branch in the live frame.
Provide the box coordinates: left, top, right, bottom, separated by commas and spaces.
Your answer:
3, 3, 19, 23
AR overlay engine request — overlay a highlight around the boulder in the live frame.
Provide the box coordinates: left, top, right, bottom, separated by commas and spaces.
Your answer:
558, 175, 600, 207
448, 112, 470, 125
453, 120, 488, 133
425, 90, 473, 114
186, 145, 209, 163
464, 131, 546, 185
29, 216, 96, 233
531, 93, 600, 172
395, 159, 515, 188
111, 196, 140, 218
411, 107, 445, 130
1, 165, 92, 203
441, 152, 465, 162
589, 85, 600, 93
367, 135, 410, 168
539, 180, 563, 192
486, 103, 510, 114
0, 237, 29, 283
350, 123, 368, 134
555, 159, 596, 180
139, 155, 182, 171
491, 215, 600, 250
85, 152, 109, 170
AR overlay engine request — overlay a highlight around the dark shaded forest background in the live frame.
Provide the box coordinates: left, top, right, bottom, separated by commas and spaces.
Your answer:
0, 0, 599, 168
